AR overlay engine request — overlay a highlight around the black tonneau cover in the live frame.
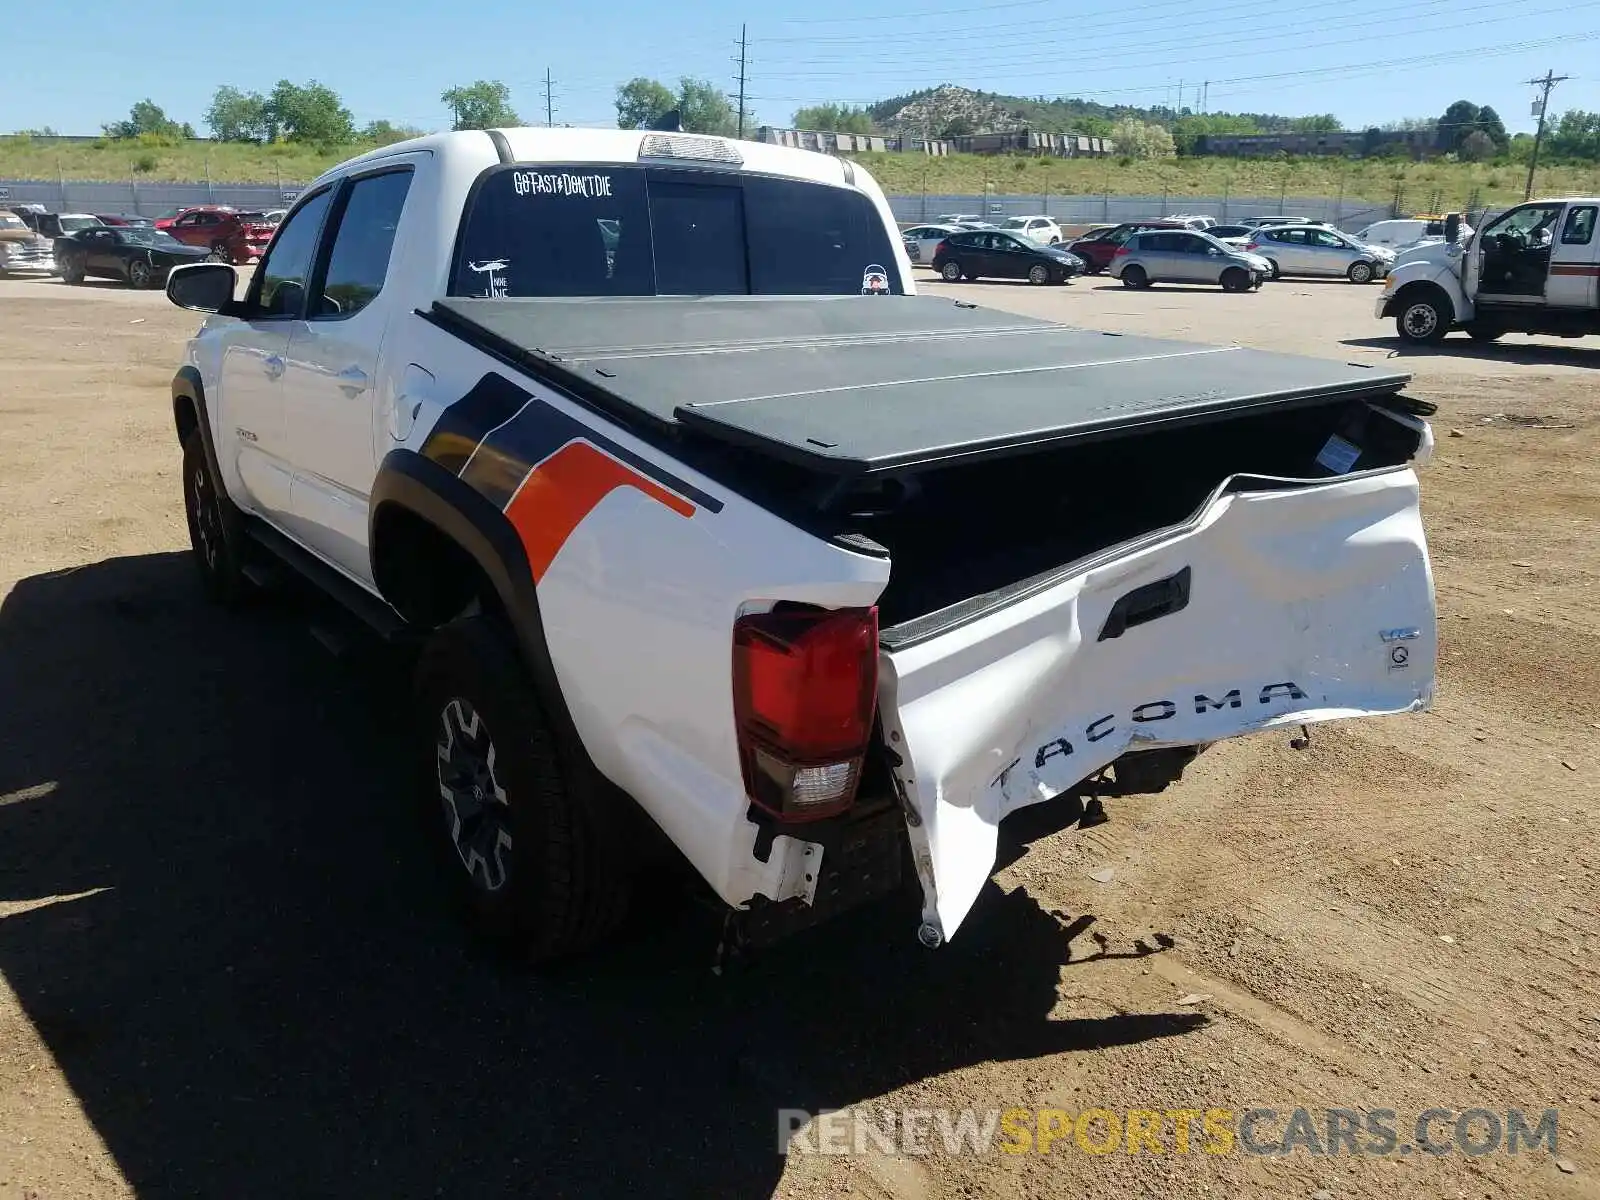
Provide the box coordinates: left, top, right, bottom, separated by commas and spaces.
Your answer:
429, 294, 1412, 476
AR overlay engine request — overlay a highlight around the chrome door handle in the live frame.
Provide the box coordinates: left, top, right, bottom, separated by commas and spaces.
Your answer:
263, 354, 285, 380
336, 366, 370, 396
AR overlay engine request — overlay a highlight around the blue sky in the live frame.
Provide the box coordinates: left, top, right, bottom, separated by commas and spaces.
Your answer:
8, 0, 1600, 137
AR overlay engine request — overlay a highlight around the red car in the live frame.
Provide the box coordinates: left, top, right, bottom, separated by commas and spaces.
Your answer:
1067, 220, 1192, 274
155, 205, 275, 265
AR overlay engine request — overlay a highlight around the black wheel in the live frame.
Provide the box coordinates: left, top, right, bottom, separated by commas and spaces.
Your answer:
415, 617, 631, 963
127, 258, 154, 289
59, 255, 85, 284
1027, 263, 1050, 285
207, 243, 232, 264
1465, 322, 1504, 343
182, 430, 250, 606
1347, 260, 1375, 284
1265, 259, 1282, 280
1220, 267, 1250, 293
1121, 264, 1148, 289
940, 260, 962, 282
1395, 292, 1449, 344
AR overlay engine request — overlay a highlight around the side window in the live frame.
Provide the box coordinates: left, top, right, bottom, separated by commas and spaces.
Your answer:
1108, 226, 1134, 245
174, 213, 198, 227
314, 169, 413, 319
253, 188, 333, 318
1561, 206, 1596, 245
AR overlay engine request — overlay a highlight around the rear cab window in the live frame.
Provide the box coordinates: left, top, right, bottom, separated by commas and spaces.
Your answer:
451, 163, 903, 298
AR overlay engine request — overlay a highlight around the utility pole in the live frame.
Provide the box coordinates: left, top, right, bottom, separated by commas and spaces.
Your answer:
1523, 69, 1568, 200
734, 23, 750, 139
1202, 80, 1209, 113
543, 68, 555, 127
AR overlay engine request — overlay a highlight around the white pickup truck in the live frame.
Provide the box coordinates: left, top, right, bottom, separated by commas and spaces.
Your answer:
163, 127, 1440, 962
1378, 198, 1599, 344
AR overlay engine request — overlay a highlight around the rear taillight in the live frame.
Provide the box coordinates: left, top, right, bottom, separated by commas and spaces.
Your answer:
733, 605, 878, 822
1244, 241, 1260, 252
1113, 246, 1130, 257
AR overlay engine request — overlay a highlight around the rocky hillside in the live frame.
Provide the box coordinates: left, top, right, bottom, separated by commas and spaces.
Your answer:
873, 85, 1030, 137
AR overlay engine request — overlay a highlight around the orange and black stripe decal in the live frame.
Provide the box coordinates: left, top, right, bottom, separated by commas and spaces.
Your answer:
1549, 263, 1600, 277
419, 372, 720, 583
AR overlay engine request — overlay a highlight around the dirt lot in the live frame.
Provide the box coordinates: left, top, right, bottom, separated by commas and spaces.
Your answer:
1, 271, 1597, 1200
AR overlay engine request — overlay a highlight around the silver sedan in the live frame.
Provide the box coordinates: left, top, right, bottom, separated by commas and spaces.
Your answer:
900, 224, 962, 265
1240, 224, 1396, 283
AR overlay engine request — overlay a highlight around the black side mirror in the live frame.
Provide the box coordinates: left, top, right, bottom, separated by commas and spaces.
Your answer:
1444, 213, 1462, 244
167, 262, 239, 313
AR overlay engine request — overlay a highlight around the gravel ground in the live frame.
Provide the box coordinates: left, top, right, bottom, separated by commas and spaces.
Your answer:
1, 269, 1596, 1200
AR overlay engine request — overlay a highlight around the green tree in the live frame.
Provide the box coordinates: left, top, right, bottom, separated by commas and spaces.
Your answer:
1459, 130, 1496, 162
362, 119, 425, 146
102, 99, 187, 141
1545, 110, 1600, 161
675, 77, 738, 136
441, 80, 520, 130
204, 86, 270, 142
1110, 117, 1175, 159
268, 79, 355, 145
1436, 99, 1480, 153
1286, 114, 1341, 133
615, 77, 678, 129
791, 103, 874, 134
1475, 104, 1508, 152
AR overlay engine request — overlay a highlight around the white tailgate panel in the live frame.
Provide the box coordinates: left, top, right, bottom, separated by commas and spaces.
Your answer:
880, 469, 1436, 942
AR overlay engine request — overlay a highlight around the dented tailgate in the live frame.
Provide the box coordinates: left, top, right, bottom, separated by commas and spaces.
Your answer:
877, 467, 1437, 944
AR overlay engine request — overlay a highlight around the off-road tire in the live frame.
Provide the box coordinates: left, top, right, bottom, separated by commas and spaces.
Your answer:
181, 430, 251, 606
414, 616, 631, 964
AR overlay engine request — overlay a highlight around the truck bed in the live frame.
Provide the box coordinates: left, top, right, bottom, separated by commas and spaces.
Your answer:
427, 295, 1415, 477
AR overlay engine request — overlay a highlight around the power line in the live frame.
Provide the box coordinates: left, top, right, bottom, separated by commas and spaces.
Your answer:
748, 0, 1595, 80
1523, 69, 1569, 198
742, 28, 1599, 108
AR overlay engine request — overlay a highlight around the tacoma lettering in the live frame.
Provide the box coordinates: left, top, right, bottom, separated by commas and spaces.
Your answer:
1000, 680, 1310, 785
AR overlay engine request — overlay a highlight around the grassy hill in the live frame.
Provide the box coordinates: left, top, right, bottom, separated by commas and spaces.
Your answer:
4, 133, 1597, 208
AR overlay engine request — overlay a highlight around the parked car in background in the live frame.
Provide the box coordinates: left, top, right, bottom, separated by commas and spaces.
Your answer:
932, 229, 1084, 284
1203, 224, 1257, 245
54, 225, 210, 288
262, 209, 287, 225
1165, 214, 1217, 230
998, 214, 1064, 244
1067, 220, 1190, 273
1355, 216, 1473, 253
95, 213, 155, 227
1243, 224, 1395, 282
936, 212, 984, 225
1110, 230, 1271, 291
35, 213, 104, 239
157, 205, 276, 264
0, 211, 57, 277
901, 223, 962, 264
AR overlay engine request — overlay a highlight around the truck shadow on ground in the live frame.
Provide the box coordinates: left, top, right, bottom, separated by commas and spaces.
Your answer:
1340, 335, 1600, 369
0, 552, 1206, 1199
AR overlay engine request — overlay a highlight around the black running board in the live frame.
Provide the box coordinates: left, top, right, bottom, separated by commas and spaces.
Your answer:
242, 517, 412, 642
